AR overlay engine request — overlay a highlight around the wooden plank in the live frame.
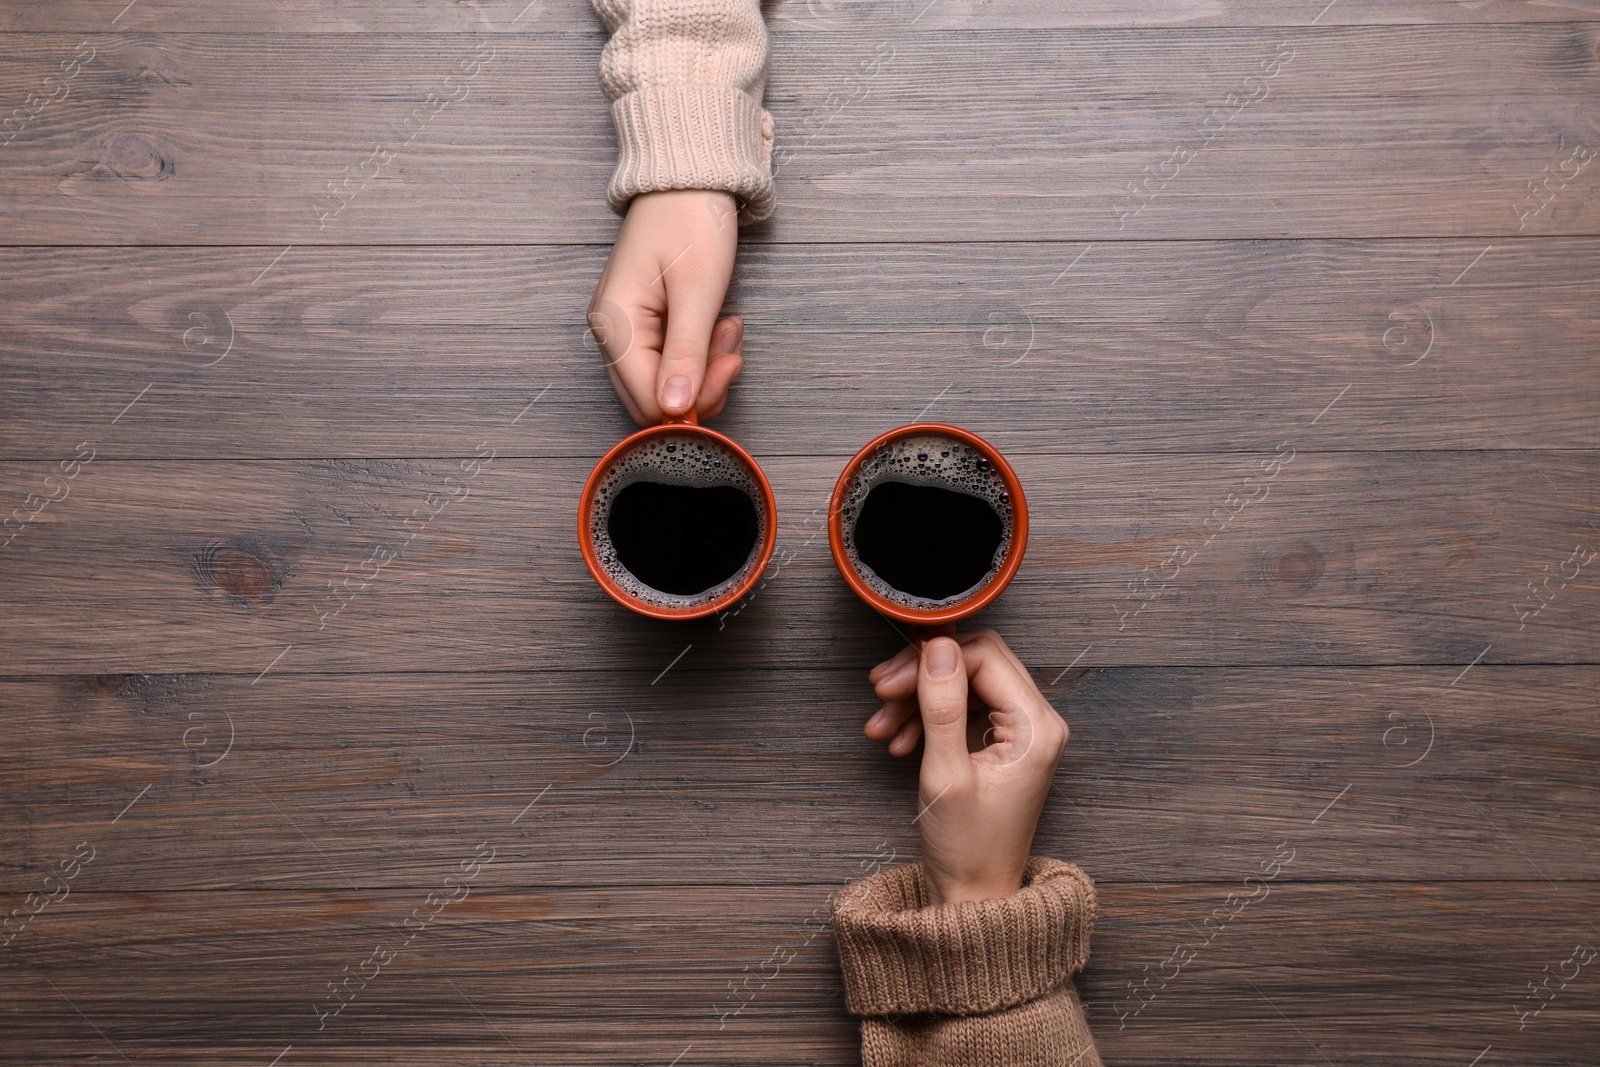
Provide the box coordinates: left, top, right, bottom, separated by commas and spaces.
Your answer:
3, 4, 1593, 1067
1, 238, 1596, 457
5, 0, 1596, 33
782, 0, 1600, 28
1, 28, 1595, 243
2, 666, 1596, 890
0, 451, 1594, 673
1, 882, 1595, 1063
1083, 881, 1600, 1065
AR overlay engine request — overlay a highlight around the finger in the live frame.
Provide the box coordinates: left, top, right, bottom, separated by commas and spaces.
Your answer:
974, 699, 1036, 766
917, 637, 975, 786
696, 351, 743, 421
591, 298, 663, 425
875, 648, 1002, 705
869, 644, 918, 687
889, 716, 923, 757
970, 711, 997, 753
587, 296, 628, 365
603, 362, 649, 426
609, 345, 664, 425
959, 631, 1043, 704
657, 255, 731, 417
956, 628, 1032, 679
961, 634, 1067, 763
872, 652, 920, 701
865, 698, 917, 742
710, 315, 743, 358
696, 317, 744, 419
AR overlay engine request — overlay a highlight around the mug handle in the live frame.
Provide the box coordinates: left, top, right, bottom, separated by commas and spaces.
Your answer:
661, 407, 699, 426
910, 622, 957, 650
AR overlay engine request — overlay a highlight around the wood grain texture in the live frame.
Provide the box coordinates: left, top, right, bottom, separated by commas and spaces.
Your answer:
1, 883, 1596, 1064
3, 666, 1597, 890
1, 239, 1596, 457
3, 3, 1598, 1064
1, 26, 1596, 243
9, 0, 1599, 33
7, 0, 1600, 33
0, 451, 1595, 673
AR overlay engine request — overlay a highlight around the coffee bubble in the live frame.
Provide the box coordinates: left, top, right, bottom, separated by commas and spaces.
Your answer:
839, 433, 1013, 610
588, 433, 767, 609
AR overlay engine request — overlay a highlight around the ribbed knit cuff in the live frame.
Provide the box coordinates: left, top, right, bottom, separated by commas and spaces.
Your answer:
606, 84, 774, 224
831, 859, 1096, 1018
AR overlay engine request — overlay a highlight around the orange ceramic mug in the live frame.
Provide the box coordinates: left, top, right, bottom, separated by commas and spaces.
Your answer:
579, 411, 778, 620
828, 423, 1028, 645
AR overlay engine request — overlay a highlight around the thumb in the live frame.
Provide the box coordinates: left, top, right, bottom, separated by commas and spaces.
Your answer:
917, 638, 973, 787
657, 272, 721, 418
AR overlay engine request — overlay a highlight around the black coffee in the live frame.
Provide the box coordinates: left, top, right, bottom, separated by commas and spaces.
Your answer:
838, 433, 1013, 610
853, 480, 1004, 601
606, 480, 759, 597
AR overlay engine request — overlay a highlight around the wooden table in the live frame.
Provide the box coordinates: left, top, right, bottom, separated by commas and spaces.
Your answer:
2, 1, 1597, 1063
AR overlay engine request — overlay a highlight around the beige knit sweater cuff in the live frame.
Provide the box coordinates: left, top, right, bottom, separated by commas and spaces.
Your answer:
606, 84, 774, 223
831, 858, 1097, 1017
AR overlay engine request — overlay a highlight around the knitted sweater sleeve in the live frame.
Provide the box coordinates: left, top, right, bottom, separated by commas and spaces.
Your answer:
589, 0, 774, 223
831, 858, 1103, 1067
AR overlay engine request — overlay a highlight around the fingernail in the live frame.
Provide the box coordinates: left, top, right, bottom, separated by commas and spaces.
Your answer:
925, 639, 958, 680
661, 376, 693, 411
867, 708, 885, 729
729, 318, 744, 349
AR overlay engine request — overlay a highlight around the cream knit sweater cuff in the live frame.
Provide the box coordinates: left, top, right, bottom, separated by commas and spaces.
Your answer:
832, 858, 1098, 1017
607, 84, 774, 223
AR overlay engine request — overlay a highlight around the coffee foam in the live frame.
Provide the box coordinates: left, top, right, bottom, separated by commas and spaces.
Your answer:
589, 433, 767, 609
839, 433, 1013, 611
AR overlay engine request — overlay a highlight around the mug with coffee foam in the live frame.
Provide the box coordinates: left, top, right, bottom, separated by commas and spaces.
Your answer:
829, 423, 1028, 639
579, 413, 777, 620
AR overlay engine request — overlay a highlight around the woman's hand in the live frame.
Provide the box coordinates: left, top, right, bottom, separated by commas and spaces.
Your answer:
588, 189, 745, 425
865, 631, 1070, 906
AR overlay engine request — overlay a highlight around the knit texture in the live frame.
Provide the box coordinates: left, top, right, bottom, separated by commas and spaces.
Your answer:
832, 859, 1102, 1067
591, 0, 774, 223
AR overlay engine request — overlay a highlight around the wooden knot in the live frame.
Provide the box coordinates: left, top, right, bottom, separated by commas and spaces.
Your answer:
84, 674, 134, 697
1267, 544, 1325, 591
103, 133, 174, 181
197, 542, 280, 604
